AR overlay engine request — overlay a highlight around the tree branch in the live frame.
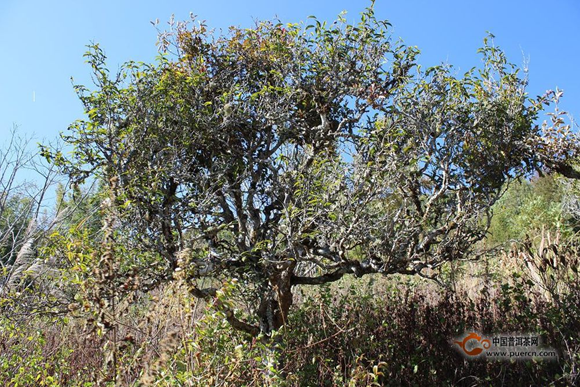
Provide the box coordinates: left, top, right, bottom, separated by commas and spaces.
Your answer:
187, 284, 261, 336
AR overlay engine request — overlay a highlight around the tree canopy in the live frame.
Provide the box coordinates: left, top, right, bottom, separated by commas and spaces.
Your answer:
50, 7, 580, 335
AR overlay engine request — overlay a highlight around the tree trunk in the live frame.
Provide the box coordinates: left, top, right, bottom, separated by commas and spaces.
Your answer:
257, 266, 294, 335
255, 266, 294, 382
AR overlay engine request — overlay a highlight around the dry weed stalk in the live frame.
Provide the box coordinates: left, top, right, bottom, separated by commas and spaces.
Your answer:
506, 227, 579, 304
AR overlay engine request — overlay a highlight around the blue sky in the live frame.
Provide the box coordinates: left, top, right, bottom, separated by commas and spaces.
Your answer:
1, 0, 579, 144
